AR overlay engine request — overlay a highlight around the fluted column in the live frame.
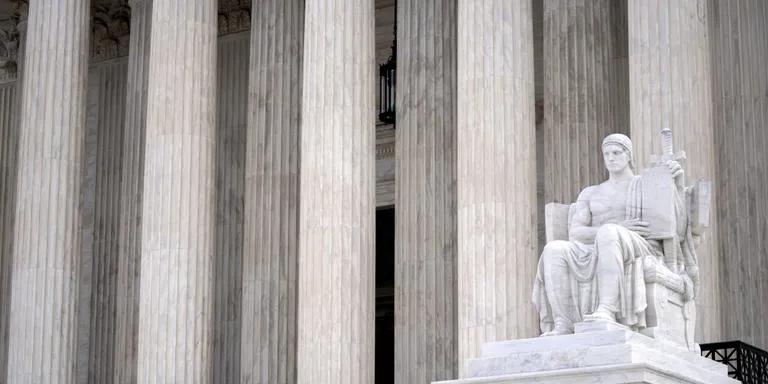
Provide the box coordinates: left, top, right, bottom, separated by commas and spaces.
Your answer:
628, 0, 720, 342
0, 83, 18, 384
137, 0, 217, 381
457, 0, 538, 377
543, 0, 629, 203
709, 0, 768, 349
240, 1, 302, 383
114, 1, 152, 383
81, 60, 129, 384
6, 1, 90, 383
394, 0, 457, 382
0, 9, 26, 383
297, 1, 375, 383
212, 33, 249, 384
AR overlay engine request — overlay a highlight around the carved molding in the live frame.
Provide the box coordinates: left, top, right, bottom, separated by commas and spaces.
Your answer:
218, 0, 250, 36
0, 1, 27, 83
91, 2, 130, 62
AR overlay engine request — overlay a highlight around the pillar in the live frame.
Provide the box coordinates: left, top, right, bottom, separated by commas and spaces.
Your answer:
114, 1, 152, 382
709, 0, 768, 348
627, 0, 720, 342
212, 33, 249, 384
543, 0, 629, 203
297, 0, 376, 383
137, 0, 217, 381
240, 1, 302, 383
395, 0, 458, 382
81, 59, 129, 384
0, 7, 26, 383
0, 83, 18, 384
6, 0, 91, 382
457, 0, 538, 377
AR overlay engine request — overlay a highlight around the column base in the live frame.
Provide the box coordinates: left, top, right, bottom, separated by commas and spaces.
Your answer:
434, 327, 737, 384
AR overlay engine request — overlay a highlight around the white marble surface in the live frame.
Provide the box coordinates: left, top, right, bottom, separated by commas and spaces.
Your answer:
435, 329, 737, 384
457, 0, 538, 377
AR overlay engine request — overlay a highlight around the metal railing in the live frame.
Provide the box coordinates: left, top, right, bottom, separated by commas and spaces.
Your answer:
701, 341, 768, 383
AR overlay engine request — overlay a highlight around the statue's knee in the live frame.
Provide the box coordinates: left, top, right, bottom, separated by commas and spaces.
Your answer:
541, 240, 570, 265
596, 223, 621, 244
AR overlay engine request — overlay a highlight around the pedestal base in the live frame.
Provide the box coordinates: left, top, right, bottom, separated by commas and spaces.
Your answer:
435, 327, 737, 384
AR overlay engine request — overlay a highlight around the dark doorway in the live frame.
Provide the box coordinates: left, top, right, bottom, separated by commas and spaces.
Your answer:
375, 207, 395, 383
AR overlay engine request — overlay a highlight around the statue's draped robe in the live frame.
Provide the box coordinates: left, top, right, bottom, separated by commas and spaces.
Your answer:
533, 176, 672, 331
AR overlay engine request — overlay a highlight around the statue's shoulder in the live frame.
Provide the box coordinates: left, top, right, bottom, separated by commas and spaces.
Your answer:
575, 185, 598, 203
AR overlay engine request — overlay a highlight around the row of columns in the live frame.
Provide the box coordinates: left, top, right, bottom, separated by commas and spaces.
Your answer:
0, 0, 749, 382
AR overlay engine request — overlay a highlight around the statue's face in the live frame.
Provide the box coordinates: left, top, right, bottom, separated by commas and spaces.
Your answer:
602, 144, 630, 173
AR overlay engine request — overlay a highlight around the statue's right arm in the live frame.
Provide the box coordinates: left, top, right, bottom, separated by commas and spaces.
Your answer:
568, 187, 599, 244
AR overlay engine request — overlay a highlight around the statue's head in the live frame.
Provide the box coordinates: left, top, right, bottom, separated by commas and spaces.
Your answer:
602, 133, 633, 172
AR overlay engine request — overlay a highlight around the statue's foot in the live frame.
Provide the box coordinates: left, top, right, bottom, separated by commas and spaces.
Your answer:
584, 306, 618, 323
540, 322, 573, 337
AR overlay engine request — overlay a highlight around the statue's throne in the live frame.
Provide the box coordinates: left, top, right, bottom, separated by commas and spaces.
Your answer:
544, 202, 698, 352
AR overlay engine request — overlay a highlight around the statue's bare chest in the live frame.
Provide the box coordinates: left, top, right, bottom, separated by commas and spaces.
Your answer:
588, 182, 630, 225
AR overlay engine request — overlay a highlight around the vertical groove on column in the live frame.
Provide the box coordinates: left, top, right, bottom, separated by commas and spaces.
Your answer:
241, 1, 302, 383
543, 0, 629, 204
457, 0, 538, 378
394, 0, 457, 382
82, 60, 128, 384
114, 1, 152, 383
709, 0, 768, 349
76, 66, 101, 384
7, 1, 91, 383
628, 0, 720, 342
298, 1, 376, 383
137, 0, 218, 382
0, 83, 18, 384
212, 33, 249, 384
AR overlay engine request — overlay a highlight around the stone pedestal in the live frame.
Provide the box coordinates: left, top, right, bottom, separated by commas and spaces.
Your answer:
434, 327, 737, 384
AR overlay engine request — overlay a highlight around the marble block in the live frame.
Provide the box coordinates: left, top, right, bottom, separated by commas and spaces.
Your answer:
433, 329, 737, 384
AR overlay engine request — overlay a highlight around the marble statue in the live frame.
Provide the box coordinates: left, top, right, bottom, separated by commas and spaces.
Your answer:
532, 130, 708, 349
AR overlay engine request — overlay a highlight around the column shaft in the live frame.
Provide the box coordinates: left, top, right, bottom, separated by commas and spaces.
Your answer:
297, 1, 376, 383
137, 0, 217, 381
395, 0, 458, 382
114, 1, 152, 383
212, 33, 249, 384
6, 1, 91, 382
0, 12, 25, 382
241, 1, 302, 383
628, 0, 720, 342
543, 0, 628, 203
709, 0, 768, 348
82, 60, 129, 384
457, 0, 538, 377
0, 83, 18, 384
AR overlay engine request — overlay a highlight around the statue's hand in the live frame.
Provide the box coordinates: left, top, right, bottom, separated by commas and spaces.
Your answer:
666, 160, 684, 189
619, 218, 650, 237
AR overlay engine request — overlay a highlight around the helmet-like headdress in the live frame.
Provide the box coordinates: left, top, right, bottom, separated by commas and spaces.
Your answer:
602, 133, 633, 168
